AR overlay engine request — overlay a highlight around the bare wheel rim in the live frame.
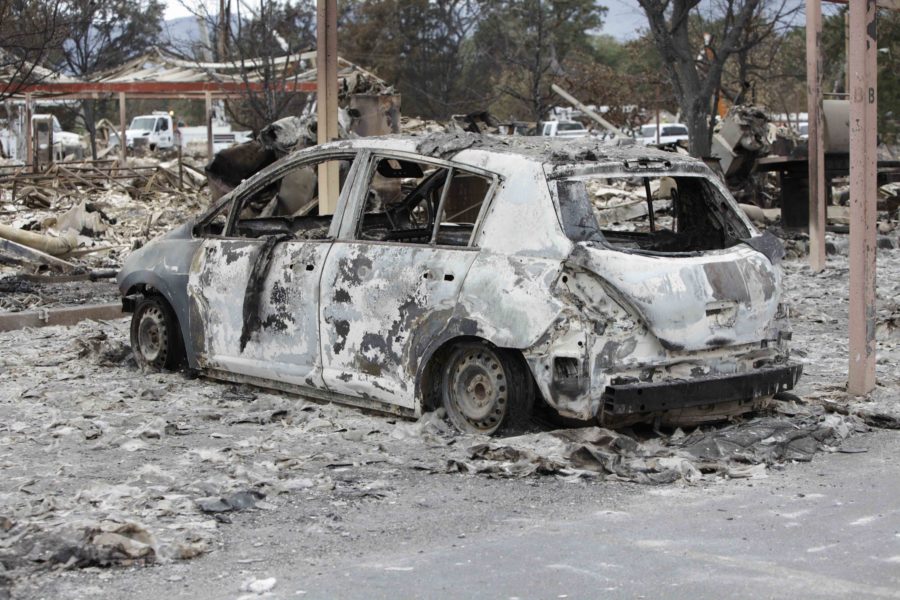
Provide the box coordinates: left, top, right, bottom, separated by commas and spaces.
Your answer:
446, 346, 508, 432
137, 305, 168, 365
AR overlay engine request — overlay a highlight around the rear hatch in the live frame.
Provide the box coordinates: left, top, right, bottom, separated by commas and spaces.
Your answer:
568, 242, 779, 351
550, 161, 782, 352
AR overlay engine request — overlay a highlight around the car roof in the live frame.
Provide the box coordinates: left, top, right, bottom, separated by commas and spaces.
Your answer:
327, 133, 702, 170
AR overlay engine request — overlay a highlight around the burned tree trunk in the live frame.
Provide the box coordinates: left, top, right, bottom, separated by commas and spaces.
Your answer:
637, 0, 763, 159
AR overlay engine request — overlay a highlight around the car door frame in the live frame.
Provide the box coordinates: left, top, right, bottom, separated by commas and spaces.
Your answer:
187, 146, 366, 384
319, 149, 502, 412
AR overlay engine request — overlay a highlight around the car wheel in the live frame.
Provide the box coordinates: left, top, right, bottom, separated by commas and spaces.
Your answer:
130, 296, 185, 370
441, 342, 533, 435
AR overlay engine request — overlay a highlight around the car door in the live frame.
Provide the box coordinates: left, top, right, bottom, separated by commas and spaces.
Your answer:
187, 149, 361, 389
319, 153, 498, 410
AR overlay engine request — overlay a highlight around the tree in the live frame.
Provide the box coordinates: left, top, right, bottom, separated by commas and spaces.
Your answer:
55, 0, 165, 158
561, 33, 676, 132
0, 0, 68, 102
170, 0, 318, 132
637, 0, 795, 157
472, 0, 606, 121
340, 0, 483, 119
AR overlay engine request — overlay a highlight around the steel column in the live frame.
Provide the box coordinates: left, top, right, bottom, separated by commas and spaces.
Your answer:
847, 0, 878, 394
24, 93, 32, 171
205, 91, 214, 159
118, 92, 127, 166
316, 0, 340, 215
806, 0, 826, 272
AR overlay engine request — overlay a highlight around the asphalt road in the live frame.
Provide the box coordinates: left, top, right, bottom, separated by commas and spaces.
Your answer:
282, 429, 900, 600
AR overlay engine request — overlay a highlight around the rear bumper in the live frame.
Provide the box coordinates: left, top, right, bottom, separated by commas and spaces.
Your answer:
602, 362, 802, 417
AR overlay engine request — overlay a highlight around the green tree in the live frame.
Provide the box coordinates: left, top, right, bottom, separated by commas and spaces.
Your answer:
472, 0, 606, 121
340, 0, 483, 118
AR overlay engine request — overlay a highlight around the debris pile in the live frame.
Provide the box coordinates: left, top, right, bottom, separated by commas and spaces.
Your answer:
451, 401, 861, 482
0, 157, 208, 305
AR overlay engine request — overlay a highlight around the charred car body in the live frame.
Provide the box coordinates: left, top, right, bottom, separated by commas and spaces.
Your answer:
118, 133, 801, 434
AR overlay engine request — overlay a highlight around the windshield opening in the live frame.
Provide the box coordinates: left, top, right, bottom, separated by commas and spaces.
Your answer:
130, 117, 156, 131
554, 174, 751, 253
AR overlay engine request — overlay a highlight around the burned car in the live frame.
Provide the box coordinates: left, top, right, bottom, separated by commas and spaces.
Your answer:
118, 133, 800, 435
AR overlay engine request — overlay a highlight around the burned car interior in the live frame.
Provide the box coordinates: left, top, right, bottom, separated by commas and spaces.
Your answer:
556, 173, 752, 254
357, 157, 491, 246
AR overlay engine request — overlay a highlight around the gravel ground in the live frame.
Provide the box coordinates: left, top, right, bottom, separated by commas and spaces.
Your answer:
1, 245, 899, 599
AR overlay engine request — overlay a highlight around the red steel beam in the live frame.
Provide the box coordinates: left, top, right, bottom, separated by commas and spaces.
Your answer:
14, 80, 317, 95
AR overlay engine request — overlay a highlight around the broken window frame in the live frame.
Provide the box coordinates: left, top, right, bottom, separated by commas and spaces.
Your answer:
547, 166, 754, 257
192, 148, 361, 241
341, 150, 500, 249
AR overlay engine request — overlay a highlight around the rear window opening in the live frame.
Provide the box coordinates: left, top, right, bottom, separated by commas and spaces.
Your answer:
554, 174, 751, 254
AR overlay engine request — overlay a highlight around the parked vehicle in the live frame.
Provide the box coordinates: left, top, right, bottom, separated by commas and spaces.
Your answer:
126, 112, 175, 151
539, 120, 589, 138
637, 122, 690, 146
119, 134, 800, 434
32, 114, 83, 160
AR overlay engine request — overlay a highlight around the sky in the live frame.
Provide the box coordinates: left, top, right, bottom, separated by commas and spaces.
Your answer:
601, 0, 651, 40
164, 0, 834, 42
163, 0, 651, 38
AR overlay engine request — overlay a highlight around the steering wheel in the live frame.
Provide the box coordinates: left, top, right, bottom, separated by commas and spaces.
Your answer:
385, 171, 444, 232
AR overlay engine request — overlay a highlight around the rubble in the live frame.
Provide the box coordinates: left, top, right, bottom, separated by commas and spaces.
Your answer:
450, 401, 861, 482
0, 156, 208, 312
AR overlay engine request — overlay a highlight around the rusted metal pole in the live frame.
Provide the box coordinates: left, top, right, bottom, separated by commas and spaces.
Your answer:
806, 0, 826, 272
118, 92, 127, 166
316, 0, 340, 215
24, 93, 32, 172
655, 85, 661, 145
205, 91, 214, 159
847, 0, 878, 395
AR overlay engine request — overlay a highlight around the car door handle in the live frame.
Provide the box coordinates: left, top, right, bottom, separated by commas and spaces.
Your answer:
422, 271, 454, 282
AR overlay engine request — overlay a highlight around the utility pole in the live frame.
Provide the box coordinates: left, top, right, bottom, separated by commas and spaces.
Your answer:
847, 0, 878, 394
316, 0, 339, 215
217, 0, 230, 60
805, 0, 826, 272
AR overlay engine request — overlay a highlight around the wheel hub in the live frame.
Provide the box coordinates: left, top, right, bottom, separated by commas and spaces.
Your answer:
137, 306, 167, 364
447, 348, 507, 431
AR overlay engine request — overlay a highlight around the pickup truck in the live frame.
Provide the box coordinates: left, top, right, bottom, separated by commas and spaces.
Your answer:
538, 120, 589, 138
32, 115, 84, 160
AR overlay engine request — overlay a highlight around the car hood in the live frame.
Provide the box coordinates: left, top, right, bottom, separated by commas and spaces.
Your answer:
568, 241, 781, 351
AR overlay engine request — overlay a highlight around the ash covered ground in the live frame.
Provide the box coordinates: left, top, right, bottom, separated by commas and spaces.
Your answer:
1, 248, 899, 599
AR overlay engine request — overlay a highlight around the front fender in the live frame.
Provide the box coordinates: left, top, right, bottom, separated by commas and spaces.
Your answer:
118, 231, 202, 368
